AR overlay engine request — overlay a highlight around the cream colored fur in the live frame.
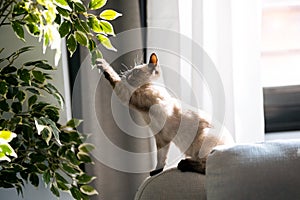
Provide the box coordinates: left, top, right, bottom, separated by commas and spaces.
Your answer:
96, 54, 234, 175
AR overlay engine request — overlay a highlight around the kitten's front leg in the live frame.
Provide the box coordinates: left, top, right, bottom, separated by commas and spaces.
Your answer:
150, 143, 170, 176
96, 59, 121, 88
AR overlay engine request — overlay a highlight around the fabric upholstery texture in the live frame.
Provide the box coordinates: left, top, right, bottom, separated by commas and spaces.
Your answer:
134, 168, 206, 200
135, 139, 300, 200
206, 139, 300, 200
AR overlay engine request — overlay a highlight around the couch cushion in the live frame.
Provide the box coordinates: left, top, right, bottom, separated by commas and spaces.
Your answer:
206, 139, 300, 200
135, 168, 206, 200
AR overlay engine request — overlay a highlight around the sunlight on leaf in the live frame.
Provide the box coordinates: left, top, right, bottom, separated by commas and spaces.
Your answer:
100, 9, 122, 21
0, 143, 18, 162
54, 0, 71, 11
0, 130, 17, 142
74, 31, 88, 47
96, 34, 117, 51
89, 0, 107, 10
100, 20, 115, 36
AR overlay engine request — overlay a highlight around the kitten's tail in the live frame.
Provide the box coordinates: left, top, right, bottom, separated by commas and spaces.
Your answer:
96, 59, 121, 88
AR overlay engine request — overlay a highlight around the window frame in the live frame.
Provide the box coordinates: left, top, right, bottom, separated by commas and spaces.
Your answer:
262, 0, 300, 133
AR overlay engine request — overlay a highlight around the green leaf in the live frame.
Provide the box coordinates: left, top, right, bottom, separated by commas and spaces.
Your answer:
28, 95, 38, 107
77, 174, 96, 184
99, 20, 115, 36
66, 118, 83, 128
6, 86, 19, 99
40, 117, 61, 145
67, 34, 77, 56
44, 83, 60, 94
50, 184, 60, 197
66, 150, 80, 165
70, 187, 82, 200
5, 76, 18, 86
55, 172, 68, 184
0, 131, 17, 142
16, 91, 26, 102
59, 21, 71, 38
0, 100, 9, 112
57, 181, 69, 191
29, 153, 46, 163
54, 0, 71, 11
79, 143, 95, 153
26, 88, 40, 95
0, 143, 17, 157
91, 49, 103, 66
56, 7, 70, 19
18, 69, 31, 83
35, 61, 54, 70
24, 13, 40, 24
87, 15, 102, 33
14, 46, 34, 56
25, 23, 40, 36
77, 152, 92, 163
62, 163, 80, 174
89, 0, 107, 10
11, 102, 22, 114
11, 20, 25, 41
13, 3, 27, 16
88, 39, 96, 51
53, 93, 64, 109
29, 173, 39, 187
74, 31, 88, 47
100, 9, 122, 20
74, 19, 89, 33
42, 170, 51, 185
96, 34, 117, 51
41, 128, 52, 145
0, 81, 8, 95
20, 170, 29, 181
36, 163, 48, 172
80, 185, 98, 196
1, 66, 17, 73
32, 70, 46, 83
74, 2, 87, 12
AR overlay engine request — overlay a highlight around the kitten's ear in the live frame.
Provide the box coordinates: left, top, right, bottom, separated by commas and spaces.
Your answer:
149, 53, 158, 65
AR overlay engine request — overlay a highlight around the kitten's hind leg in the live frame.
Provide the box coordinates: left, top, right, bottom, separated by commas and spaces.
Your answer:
177, 157, 206, 174
150, 143, 170, 176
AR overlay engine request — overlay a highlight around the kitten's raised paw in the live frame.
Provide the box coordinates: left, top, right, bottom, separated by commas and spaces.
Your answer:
150, 168, 163, 176
95, 59, 109, 72
177, 159, 206, 174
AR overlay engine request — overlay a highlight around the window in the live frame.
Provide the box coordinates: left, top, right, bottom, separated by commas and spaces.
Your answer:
262, 1, 300, 133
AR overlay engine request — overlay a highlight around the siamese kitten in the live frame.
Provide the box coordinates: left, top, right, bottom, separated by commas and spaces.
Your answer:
96, 53, 234, 176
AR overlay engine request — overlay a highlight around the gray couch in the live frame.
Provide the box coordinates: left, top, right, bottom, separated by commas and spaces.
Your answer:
135, 139, 300, 200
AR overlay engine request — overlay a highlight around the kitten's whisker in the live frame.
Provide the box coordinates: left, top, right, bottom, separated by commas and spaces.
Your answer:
121, 63, 130, 71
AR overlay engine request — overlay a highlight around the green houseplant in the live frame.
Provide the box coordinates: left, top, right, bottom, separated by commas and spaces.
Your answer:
0, 0, 121, 199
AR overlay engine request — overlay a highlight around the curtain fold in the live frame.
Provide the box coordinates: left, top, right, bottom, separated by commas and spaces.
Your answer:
190, 0, 265, 142
71, 1, 153, 200
71, 1, 265, 199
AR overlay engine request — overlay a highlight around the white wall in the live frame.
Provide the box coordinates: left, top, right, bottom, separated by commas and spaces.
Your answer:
0, 26, 72, 199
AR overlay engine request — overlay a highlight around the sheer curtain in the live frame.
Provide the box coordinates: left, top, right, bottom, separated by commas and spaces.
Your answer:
73, 1, 265, 199
147, 0, 265, 144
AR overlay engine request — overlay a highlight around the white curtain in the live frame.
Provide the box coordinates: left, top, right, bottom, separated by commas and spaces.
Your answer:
147, 0, 265, 143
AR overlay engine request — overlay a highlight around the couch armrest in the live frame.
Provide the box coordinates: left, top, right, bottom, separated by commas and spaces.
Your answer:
206, 139, 300, 200
134, 168, 206, 200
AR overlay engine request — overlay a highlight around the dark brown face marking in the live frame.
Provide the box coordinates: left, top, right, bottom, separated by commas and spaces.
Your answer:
149, 53, 158, 65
